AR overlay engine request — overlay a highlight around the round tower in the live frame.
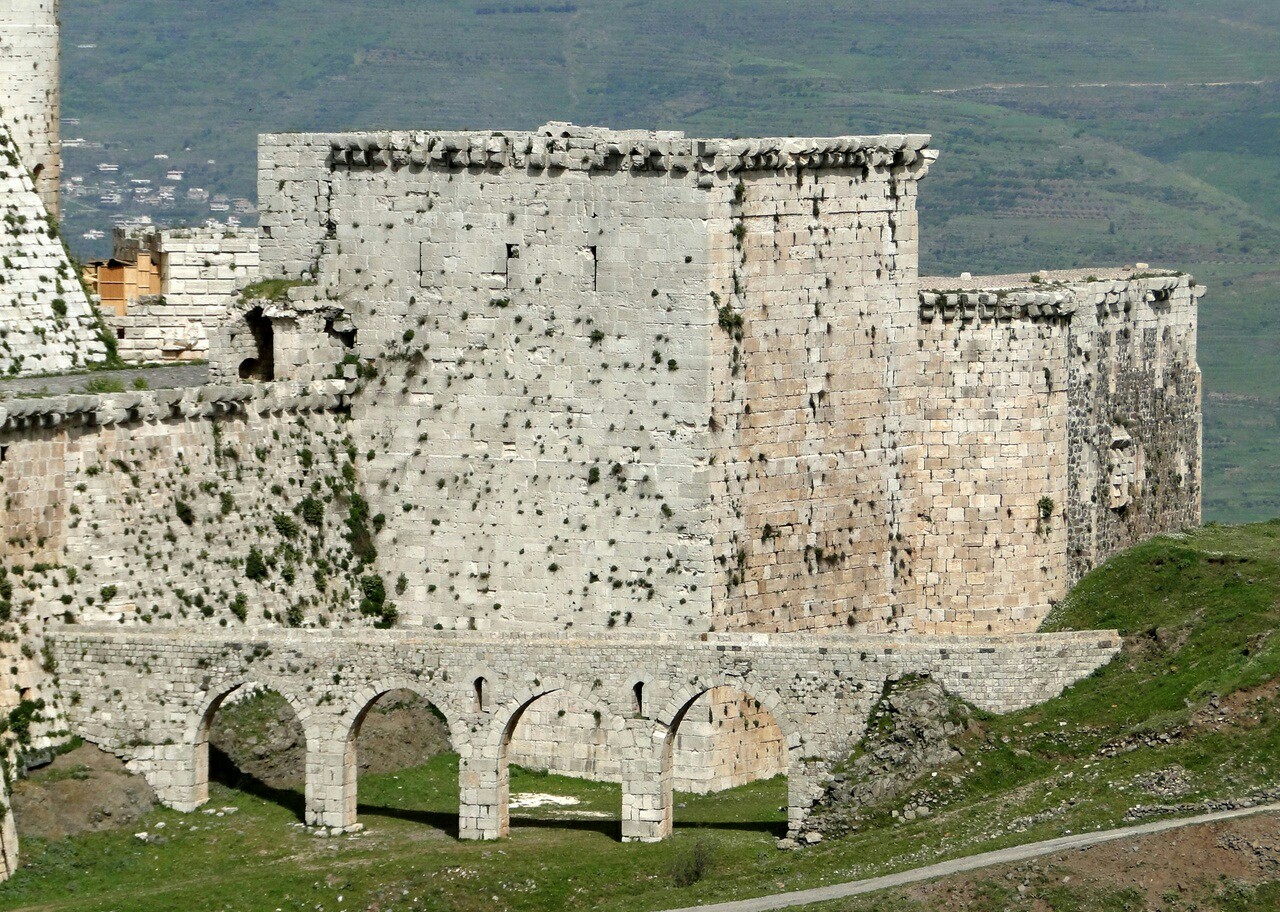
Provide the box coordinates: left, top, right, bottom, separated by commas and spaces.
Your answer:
0, 0, 61, 215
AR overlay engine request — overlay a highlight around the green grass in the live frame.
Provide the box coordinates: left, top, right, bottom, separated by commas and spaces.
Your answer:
6, 523, 1280, 911
237, 278, 315, 303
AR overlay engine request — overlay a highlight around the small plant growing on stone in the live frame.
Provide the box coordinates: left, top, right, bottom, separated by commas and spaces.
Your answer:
174, 500, 195, 526
245, 548, 268, 582
301, 497, 324, 526
273, 513, 300, 539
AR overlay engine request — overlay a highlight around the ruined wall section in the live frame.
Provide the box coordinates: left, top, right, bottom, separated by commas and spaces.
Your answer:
0, 381, 372, 765
708, 146, 932, 635
913, 294, 1072, 633
912, 272, 1201, 630
0, 0, 59, 214
0, 117, 106, 376
1067, 275, 1201, 580
106, 228, 261, 362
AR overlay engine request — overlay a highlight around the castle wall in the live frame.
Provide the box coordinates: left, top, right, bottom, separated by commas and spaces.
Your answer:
333, 159, 717, 634
1066, 276, 1202, 579
0, 116, 106, 376
0, 0, 59, 214
707, 166, 924, 634
0, 382, 366, 759
913, 310, 1070, 633
913, 273, 1202, 630
251, 128, 935, 789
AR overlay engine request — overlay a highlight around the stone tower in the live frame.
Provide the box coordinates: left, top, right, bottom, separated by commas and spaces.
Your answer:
0, 0, 61, 214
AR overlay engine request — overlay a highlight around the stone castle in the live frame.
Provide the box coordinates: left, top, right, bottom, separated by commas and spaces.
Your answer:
0, 6, 1200, 877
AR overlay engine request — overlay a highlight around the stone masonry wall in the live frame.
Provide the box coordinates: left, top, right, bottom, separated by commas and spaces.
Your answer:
0, 0, 59, 214
913, 305, 1070, 633
0, 381, 371, 763
106, 228, 261, 362
708, 162, 926, 635
0, 114, 106, 376
254, 126, 936, 790
50, 625, 1120, 839
915, 272, 1202, 630
1067, 275, 1202, 581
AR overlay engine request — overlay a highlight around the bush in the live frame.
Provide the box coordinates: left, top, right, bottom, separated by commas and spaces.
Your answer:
229, 593, 248, 622
669, 840, 713, 887
245, 548, 268, 582
85, 377, 126, 394
301, 496, 325, 526
273, 513, 300, 539
175, 500, 195, 526
100, 584, 118, 602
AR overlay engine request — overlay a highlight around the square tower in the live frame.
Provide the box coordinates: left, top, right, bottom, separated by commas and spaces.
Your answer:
259, 124, 934, 635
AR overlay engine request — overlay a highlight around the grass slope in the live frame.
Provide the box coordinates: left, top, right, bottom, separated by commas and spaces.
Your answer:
4, 522, 1280, 911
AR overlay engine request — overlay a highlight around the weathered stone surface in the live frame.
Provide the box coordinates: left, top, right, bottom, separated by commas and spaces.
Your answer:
51, 625, 1118, 841
0, 0, 59, 213
0, 114, 106, 376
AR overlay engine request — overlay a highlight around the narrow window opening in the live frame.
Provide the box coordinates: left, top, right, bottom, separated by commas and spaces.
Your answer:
589, 245, 598, 290
505, 243, 519, 288
633, 681, 645, 717
473, 676, 487, 711
116, 327, 126, 340
0, 445, 8, 464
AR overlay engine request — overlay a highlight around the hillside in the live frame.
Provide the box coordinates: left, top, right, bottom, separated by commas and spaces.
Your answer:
53, 0, 1280, 524
2, 521, 1280, 911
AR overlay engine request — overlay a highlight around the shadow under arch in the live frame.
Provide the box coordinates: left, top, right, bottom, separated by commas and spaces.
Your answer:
656, 678, 796, 839
333, 679, 465, 834
493, 683, 623, 840
188, 679, 315, 819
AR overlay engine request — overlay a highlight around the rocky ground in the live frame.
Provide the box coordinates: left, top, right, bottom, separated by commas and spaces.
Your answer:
810, 674, 975, 838
11, 743, 155, 840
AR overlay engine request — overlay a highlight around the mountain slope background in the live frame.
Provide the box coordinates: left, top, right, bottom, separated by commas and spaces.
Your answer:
57, 0, 1280, 522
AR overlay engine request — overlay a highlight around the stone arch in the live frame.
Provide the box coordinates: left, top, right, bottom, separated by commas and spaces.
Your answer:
651, 676, 800, 838
484, 680, 622, 838
182, 678, 316, 814
319, 678, 467, 832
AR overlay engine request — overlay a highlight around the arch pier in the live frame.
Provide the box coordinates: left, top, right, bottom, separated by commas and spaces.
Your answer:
51, 627, 1118, 840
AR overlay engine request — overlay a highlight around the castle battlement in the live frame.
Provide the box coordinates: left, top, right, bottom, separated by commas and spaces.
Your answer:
305, 123, 934, 176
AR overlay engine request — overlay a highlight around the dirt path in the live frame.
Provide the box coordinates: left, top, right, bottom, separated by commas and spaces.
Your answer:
659, 803, 1280, 912
926, 78, 1273, 94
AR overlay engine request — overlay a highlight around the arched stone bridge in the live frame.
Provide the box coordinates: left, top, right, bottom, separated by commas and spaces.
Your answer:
52, 627, 1118, 841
